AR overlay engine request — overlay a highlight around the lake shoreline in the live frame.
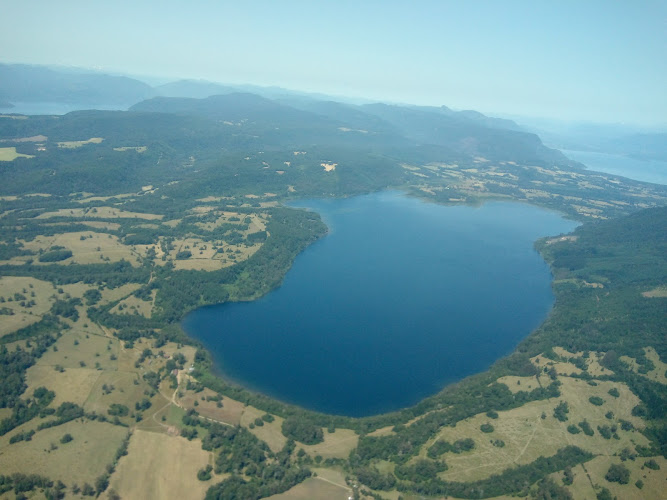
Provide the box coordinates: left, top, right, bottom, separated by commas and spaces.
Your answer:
183, 191, 578, 417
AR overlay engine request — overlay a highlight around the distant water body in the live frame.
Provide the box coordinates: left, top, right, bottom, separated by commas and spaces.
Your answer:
564, 149, 667, 186
1, 102, 128, 115
183, 192, 578, 417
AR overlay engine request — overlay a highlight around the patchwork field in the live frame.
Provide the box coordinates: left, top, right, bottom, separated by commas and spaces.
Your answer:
240, 405, 286, 452
0, 420, 128, 485
298, 428, 359, 460
35, 206, 162, 220
0, 276, 57, 336
495, 375, 540, 393
98, 283, 141, 305
621, 347, 667, 385
36, 329, 119, 371
109, 290, 155, 317
109, 429, 214, 500
565, 455, 667, 500
178, 389, 246, 428
25, 365, 102, 406
267, 476, 351, 500
82, 370, 145, 415
21, 231, 143, 266
429, 372, 647, 483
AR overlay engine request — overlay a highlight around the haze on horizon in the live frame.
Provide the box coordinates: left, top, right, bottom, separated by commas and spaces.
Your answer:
2, 0, 666, 126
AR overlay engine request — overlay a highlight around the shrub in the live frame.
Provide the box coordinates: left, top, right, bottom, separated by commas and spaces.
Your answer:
197, 465, 212, 481
38, 249, 72, 262
578, 420, 594, 436
644, 459, 660, 470
108, 404, 129, 417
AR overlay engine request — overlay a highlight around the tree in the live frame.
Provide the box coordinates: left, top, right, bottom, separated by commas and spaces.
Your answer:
281, 417, 323, 444
605, 463, 630, 484
553, 401, 569, 422
95, 473, 110, 495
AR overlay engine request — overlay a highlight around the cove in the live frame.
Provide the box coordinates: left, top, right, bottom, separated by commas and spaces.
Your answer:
183, 191, 578, 417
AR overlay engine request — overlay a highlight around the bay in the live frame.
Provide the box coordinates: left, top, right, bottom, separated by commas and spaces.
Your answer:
564, 149, 667, 185
183, 192, 578, 417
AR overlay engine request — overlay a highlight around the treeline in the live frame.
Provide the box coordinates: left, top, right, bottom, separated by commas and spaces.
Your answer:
179, 409, 312, 500
229, 207, 328, 298
0, 333, 57, 408
394, 446, 592, 498
204, 468, 311, 500
0, 386, 55, 436
427, 438, 475, 458
0, 315, 64, 345
0, 473, 55, 497
0, 260, 149, 288
152, 206, 327, 322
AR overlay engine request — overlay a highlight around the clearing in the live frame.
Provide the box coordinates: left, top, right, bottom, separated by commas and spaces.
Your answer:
0, 146, 34, 161
56, 137, 103, 148
0, 420, 128, 485
267, 468, 351, 500
430, 374, 647, 483
109, 429, 214, 500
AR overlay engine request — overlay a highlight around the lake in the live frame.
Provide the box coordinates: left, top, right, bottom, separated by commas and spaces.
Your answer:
183, 192, 578, 417
563, 149, 667, 185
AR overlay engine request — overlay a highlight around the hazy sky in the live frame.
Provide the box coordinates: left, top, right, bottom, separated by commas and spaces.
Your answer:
2, 1, 666, 125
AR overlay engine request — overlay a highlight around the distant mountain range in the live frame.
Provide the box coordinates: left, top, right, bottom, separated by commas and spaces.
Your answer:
511, 117, 667, 162
0, 64, 154, 105
0, 63, 568, 164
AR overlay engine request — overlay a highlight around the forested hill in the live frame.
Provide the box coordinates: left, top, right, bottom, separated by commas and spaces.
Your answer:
130, 93, 565, 164
0, 62, 569, 165
532, 206, 667, 359
360, 103, 565, 164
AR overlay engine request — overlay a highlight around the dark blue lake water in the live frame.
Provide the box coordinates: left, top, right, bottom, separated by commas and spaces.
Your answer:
183, 192, 578, 417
